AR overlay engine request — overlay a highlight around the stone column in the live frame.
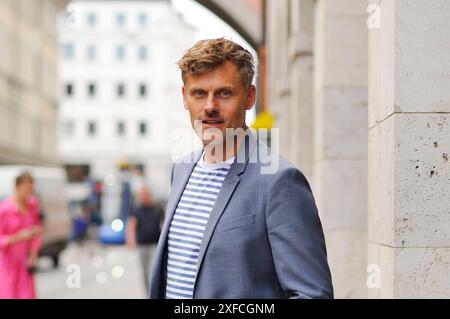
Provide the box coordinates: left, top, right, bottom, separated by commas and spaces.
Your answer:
368, 0, 450, 298
287, 0, 315, 181
313, 0, 368, 298
266, 0, 291, 159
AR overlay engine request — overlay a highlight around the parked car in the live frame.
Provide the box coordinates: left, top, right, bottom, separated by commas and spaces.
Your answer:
0, 166, 71, 267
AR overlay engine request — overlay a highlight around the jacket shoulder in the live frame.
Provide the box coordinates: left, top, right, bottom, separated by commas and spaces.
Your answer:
174, 150, 202, 166
253, 141, 309, 181
171, 150, 202, 181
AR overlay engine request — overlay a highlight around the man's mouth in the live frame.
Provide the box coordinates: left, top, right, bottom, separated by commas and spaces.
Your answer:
202, 119, 224, 125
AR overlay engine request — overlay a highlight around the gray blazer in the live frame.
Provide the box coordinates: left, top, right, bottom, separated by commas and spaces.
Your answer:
150, 130, 333, 299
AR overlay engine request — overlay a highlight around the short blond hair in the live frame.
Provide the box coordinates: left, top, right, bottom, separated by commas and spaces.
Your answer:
177, 38, 255, 90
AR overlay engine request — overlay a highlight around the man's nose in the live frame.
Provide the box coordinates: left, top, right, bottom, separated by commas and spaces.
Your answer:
203, 94, 218, 113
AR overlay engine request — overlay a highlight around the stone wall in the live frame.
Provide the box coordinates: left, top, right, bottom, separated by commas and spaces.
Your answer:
368, 0, 450, 298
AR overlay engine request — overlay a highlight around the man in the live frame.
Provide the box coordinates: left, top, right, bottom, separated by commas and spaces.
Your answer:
126, 186, 161, 296
150, 38, 333, 299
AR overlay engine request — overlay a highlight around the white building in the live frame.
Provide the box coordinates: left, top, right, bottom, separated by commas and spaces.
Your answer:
58, 0, 196, 200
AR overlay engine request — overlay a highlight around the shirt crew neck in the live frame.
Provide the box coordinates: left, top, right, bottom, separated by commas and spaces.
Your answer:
197, 153, 235, 171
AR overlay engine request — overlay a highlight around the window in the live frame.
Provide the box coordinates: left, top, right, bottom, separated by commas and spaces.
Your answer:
138, 121, 147, 136
65, 83, 74, 97
117, 121, 125, 136
117, 83, 125, 97
87, 83, 96, 97
116, 13, 125, 27
138, 83, 147, 98
63, 121, 74, 137
87, 13, 97, 27
138, 13, 147, 28
87, 121, 97, 136
87, 45, 96, 60
62, 43, 74, 60
138, 46, 147, 61
116, 45, 126, 61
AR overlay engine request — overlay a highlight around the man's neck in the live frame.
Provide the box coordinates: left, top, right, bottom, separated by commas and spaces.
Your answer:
203, 127, 247, 164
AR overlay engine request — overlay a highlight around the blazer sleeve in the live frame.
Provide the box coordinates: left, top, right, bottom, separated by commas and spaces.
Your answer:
266, 167, 334, 299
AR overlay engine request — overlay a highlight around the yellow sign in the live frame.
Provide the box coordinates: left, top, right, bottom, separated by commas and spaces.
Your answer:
251, 110, 274, 129
119, 159, 129, 170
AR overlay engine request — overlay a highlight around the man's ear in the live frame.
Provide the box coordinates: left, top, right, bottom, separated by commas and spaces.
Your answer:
182, 86, 189, 110
246, 85, 257, 110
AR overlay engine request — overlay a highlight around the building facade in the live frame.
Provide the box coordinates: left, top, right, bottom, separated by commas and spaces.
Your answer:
264, 0, 450, 298
0, 0, 67, 165
58, 0, 195, 200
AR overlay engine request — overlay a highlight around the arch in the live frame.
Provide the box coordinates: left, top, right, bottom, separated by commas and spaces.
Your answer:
194, 0, 263, 49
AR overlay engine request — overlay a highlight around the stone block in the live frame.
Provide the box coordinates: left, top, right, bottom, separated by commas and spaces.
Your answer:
368, 0, 395, 128
368, 114, 396, 245
367, 242, 394, 298
290, 56, 314, 180
394, 247, 450, 298
395, 0, 450, 114
314, 87, 368, 161
314, 158, 367, 231
369, 113, 450, 247
394, 114, 450, 247
315, 9, 368, 87
369, 0, 450, 127
325, 229, 368, 298
321, 0, 368, 16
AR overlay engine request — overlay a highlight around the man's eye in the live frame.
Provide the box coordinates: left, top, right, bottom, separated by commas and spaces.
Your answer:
220, 90, 232, 97
192, 90, 205, 97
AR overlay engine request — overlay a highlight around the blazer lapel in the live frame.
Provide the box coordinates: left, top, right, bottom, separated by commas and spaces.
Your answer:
194, 130, 258, 291
159, 151, 202, 248
152, 151, 201, 297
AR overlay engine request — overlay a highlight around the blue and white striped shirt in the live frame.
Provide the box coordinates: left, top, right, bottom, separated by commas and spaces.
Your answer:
165, 155, 234, 299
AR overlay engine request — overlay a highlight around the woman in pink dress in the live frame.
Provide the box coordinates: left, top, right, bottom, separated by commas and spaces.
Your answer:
0, 172, 42, 299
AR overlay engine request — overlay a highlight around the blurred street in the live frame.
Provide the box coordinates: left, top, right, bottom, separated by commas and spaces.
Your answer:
36, 241, 147, 299
1, 0, 449, 300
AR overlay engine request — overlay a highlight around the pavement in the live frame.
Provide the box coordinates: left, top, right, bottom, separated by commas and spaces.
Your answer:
36, 240, 148, 299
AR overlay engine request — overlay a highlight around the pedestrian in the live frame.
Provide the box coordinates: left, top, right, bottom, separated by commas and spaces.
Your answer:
0, 172, 42, 299
126, 186, 161, 296
150, 38, 333, 299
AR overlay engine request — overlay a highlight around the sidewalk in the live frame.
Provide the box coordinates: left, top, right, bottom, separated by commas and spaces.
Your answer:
36, 241, 147, 299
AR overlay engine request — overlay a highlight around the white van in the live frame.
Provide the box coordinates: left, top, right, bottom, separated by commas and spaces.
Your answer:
0, 166, 71, 267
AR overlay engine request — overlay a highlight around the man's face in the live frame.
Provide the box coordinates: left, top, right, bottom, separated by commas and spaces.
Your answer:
182, 61, 256, 146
